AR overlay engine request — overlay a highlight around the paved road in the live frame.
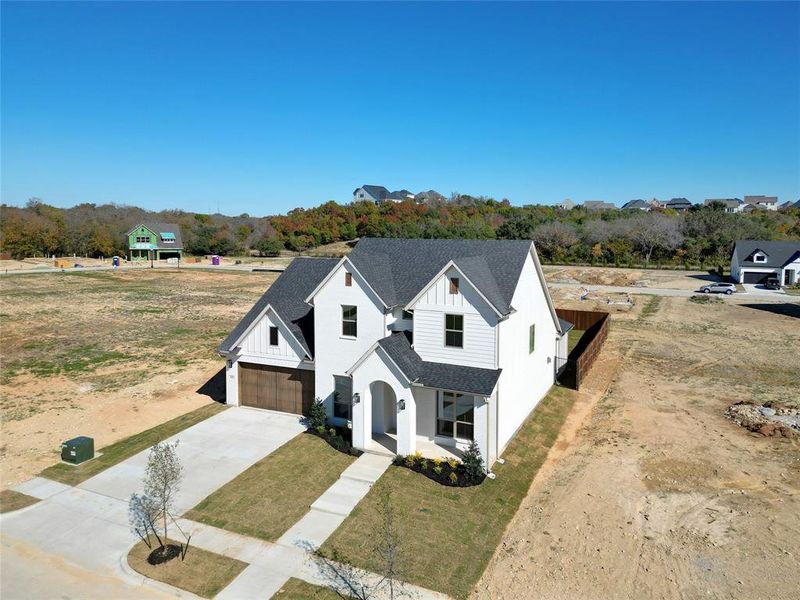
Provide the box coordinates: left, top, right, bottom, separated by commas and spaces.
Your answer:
0, 262, 286, 276
0, 408, 305, 600
548, 281, 800, 302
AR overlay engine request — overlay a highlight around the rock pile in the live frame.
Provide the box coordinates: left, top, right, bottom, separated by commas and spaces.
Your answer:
725, 402, 800, 438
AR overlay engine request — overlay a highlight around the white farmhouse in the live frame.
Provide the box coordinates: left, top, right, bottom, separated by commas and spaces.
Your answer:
730, 240, 800, 285
219, 238, 570, 470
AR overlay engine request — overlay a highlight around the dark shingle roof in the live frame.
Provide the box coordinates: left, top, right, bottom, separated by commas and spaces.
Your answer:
218, 257, 339, 357
376, 332, 501, 396
558, 318, 574, 334
127, 223, 184, 249
733, 240, 800, 268
347, 238, 533, 314
355, 185, 390, 200
621, 199, 649, 210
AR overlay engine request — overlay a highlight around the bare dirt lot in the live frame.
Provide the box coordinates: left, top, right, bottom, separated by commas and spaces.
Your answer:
0, 269, 275, 486
473, 291, 800, 600
543, 264, 715, 290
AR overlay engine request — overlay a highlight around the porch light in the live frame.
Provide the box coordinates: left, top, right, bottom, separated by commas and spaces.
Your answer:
352, 393, 360, 405
398, 399, 406, 411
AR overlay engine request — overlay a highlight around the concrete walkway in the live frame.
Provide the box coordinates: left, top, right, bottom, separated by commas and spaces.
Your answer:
0, 407, 305, 599
212, 452, 421, 600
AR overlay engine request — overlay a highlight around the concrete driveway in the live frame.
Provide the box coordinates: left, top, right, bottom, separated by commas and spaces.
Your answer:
741, 283, 786, 296
0, 406, 305, 599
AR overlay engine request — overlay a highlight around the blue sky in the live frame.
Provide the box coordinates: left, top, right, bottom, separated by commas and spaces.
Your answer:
2, 1, 798, 215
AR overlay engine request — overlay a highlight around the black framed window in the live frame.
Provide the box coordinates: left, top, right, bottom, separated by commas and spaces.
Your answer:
333, 375, 352, 420
436, 392, 474, 440
342, 305, 357, 337
445, 314, 463, 348
269, 326, 279, 346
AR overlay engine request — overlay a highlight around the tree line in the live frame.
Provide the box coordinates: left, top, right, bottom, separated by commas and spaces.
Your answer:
1, 196, 798, 266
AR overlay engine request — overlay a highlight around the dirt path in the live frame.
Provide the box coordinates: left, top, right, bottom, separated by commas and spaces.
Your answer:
473, 295, 800, 600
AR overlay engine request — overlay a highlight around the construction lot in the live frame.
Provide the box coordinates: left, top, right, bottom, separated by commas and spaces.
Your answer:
474, 288, 800, 599
1, 266, 798, 599
0, 269, 276, 485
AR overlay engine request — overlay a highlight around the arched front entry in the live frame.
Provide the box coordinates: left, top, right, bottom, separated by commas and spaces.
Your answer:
370, 380, 397, 440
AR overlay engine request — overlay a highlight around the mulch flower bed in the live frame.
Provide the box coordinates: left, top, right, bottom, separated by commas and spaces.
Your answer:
147, 543, 182, 565
307, 425, 363, 457
393, 454, 485, 487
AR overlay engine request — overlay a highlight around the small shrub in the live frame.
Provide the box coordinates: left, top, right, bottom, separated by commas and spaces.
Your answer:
432, 457, 443, 467
420, 459, 428, 471
413, 450, 423, 461
316, 425, 326, 436
328, 427, 336, 437
433, 464, 443, 475
447, 458, 459, 469
308, 397, 326, 431
461, 440, 485, 483
404, 454, 416, 467
448, 472, 458, 484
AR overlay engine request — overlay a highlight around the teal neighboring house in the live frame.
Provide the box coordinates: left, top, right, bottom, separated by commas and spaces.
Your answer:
126, 223, 183, 261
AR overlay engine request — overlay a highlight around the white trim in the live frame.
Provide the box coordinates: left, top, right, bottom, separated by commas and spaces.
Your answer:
224, 303, 309, 359
346, 341, 414, 385
403, 260, 504, 317
528, 243, 564, 335
303, 256, 389, 308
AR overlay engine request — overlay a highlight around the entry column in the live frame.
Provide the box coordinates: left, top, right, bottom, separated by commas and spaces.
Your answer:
396, 390, 416, 455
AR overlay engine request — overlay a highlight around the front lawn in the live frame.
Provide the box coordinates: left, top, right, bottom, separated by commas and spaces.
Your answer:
127, 538, 247, 599
320, 386, 577, 599
0, 489, 39, 513
40, 402, 226, 486
184, 432, 356, 541
275, 578, 344, 600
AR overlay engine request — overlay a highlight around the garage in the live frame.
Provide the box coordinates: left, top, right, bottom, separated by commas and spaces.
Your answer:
742, 271, 776, 284
238, 362, 314, 415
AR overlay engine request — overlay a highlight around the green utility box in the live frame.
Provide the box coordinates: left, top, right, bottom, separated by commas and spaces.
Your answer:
61, 436, 94, 464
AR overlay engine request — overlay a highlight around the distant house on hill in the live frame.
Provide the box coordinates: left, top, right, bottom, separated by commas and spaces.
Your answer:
126, 223, 183, 262
387, 189, 415, 202
353, 185, 391, 204
353, 185, 417, 205
743, 195, 778, 211
704, 198, 743, 213
415, 190, 446, 204
558, 198, 576, 210
583, 200, 616, 211
778, 199, 800, 211
665, 198, 692, 212
621, 199, 650, 211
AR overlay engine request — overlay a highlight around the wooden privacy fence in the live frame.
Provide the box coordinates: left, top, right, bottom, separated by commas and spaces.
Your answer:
555, 308, 610, 390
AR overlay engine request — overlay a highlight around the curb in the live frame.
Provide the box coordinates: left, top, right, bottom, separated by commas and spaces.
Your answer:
117, 545, 205, 599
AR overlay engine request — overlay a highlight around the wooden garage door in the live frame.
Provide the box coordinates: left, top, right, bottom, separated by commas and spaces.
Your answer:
238, 363, 314, 415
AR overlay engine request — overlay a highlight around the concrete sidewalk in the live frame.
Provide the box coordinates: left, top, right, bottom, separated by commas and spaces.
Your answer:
0, 407, 305, 599
213, 452, 405, 600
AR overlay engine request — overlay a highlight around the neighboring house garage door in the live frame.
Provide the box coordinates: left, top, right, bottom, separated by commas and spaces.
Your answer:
238, 363, 314, 415
742, 271, 775, 284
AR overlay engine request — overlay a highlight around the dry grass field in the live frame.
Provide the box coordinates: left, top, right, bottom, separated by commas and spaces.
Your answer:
474, 290, 800, 600
0, 269, 275, 486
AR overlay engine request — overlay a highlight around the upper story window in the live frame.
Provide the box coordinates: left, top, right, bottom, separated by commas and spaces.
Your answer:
449, 277, 460, 294
342, 305, 358, 337
135, 236, 151, 244
269, 326, 279, 346
529, 324, 536, 353
345, 272, 352, 286
445, 314, 463, 348
753, 253, 766, 263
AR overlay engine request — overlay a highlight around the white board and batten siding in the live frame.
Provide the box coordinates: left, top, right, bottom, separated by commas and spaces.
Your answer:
236, 308, 307, 369
411, 267, 498, 369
